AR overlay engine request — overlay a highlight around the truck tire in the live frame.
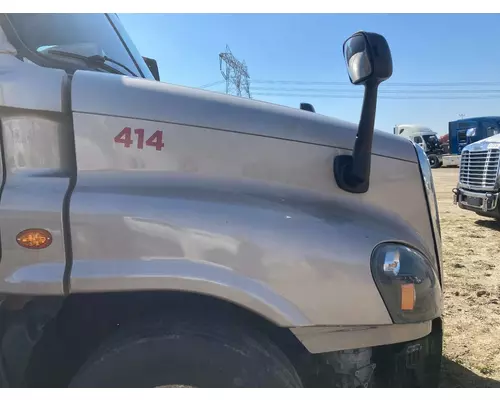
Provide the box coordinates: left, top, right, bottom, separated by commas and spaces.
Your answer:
428, 154, 440, 169
68, 316, 303, 388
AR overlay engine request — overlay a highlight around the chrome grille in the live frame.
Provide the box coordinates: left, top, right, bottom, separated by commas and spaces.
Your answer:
459, 149, 500, 190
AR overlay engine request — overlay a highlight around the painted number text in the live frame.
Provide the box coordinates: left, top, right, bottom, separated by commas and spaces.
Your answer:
114, 128, 165, 151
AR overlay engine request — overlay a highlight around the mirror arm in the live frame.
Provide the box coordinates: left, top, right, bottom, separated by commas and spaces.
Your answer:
334, 81, 379, 194
351, 81, 378, 182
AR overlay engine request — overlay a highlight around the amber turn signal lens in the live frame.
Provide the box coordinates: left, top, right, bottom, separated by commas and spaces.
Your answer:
400, 283, 416, 311
16, 229, 52, 250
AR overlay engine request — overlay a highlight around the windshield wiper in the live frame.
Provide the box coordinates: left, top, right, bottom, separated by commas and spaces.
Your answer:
46, 49, 138, 77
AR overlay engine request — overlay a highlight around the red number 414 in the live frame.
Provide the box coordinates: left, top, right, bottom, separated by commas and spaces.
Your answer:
114, 128, 165, 151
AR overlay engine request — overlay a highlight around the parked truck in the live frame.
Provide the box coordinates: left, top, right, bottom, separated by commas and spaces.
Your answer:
449, 116, 500, 156
453, 133, 500, 220
394, 124, 447, 168
0, 14, 443, 388
402, 117, 500, 171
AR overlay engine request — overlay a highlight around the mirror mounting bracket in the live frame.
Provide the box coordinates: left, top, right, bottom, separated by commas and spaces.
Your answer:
334, 154, 370, 193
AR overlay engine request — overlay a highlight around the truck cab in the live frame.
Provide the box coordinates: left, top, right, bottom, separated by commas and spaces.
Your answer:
449, 117, 500, 155
394, 124, 445, 168
0, 14, 443, 388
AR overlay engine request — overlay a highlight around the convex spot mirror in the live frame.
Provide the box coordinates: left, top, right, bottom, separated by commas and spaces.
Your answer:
343, 31, 393, 86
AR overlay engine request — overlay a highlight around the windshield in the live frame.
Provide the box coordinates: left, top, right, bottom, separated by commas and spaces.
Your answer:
5, 13, 154, 79
485, 121, 500, 137
423, 134, 438, 144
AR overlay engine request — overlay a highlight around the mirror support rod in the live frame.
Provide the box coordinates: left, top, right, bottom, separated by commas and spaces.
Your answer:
334, 81, 378, 194
351, 81, 378, 185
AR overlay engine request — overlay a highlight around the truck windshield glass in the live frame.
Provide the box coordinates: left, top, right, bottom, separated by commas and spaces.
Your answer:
486, 125, 500, 137
423, 135, 438, 144
6, 13, 150, 78
422, 134, 442, 151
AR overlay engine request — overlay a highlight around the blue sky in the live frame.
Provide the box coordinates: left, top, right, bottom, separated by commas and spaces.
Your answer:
119, 14, 500, 135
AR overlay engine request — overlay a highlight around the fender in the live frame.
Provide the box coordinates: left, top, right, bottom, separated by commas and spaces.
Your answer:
69, 259, 310, 327
67, 167, 431, 328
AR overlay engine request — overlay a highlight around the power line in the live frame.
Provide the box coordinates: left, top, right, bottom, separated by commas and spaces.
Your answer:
250, 79, 500, 87
198, 77, 500, 99
199, 80, 225, 89
251, 87, 500, 94
252, 92, 500, 100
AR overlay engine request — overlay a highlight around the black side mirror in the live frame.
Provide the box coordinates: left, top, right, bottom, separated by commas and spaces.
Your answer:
143, 56, 160, 81
334, 31, 393, 194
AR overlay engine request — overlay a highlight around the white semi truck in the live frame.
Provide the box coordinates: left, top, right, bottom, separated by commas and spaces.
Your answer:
394, 124, 460, 168
453, 134, 500, 221
0, 14, 442, 387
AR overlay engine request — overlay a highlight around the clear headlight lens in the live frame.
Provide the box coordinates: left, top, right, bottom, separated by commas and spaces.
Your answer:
371, 243, 442, 324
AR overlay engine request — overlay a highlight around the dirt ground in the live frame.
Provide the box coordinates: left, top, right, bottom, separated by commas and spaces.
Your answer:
433, 168, 500, 387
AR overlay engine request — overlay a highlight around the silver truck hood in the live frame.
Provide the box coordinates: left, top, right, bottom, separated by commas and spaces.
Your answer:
464, 134, 500, 152
71, 71, 417, 163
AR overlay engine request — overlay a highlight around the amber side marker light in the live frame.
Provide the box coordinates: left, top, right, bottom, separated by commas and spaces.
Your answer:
16, 229, 52, 250
400, 283, 416, 311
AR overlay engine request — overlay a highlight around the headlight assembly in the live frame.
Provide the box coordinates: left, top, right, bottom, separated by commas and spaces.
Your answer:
371, 243, 442, 324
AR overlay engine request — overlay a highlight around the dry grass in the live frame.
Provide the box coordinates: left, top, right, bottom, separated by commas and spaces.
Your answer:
433, 168, 500, 387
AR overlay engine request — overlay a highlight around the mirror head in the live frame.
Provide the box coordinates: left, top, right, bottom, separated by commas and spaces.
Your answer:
343, 31, 392, 86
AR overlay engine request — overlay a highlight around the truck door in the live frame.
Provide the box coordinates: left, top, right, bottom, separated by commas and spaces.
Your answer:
0, 77, 72, 296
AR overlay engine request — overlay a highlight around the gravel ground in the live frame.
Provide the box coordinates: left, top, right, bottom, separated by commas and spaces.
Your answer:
433, 168, 500, 387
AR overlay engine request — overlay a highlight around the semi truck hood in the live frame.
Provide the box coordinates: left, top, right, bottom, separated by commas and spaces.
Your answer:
71, 71, 417, 163
464, 133, 500, 152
